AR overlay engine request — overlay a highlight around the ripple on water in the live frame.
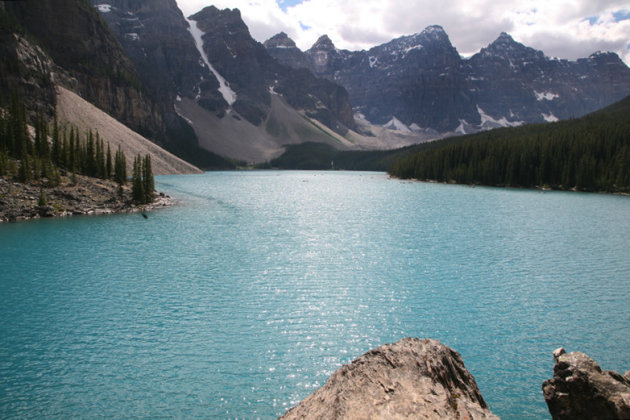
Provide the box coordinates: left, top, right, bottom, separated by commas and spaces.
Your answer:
1, 171, 629, 419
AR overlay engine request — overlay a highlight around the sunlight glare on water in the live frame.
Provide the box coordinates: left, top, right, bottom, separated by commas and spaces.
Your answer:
1, 171, 629, 419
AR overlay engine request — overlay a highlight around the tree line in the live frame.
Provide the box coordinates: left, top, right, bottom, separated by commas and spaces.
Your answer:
389, 97, 630, 193
0, 93, 155, 203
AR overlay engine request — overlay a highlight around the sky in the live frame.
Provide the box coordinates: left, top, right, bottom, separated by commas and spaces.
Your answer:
176, 0, 630, 65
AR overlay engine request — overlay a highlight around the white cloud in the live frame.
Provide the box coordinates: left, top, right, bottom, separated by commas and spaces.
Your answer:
176, 0, 630, 64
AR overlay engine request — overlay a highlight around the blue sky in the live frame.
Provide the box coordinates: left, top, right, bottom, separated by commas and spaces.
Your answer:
176, 0, 630, 65
277, 0, 303, 12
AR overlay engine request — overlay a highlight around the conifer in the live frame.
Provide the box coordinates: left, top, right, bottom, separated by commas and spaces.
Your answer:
114, 146, 127, 185
106, 143, 112, 180
132, 155, 144, 203
143, 154, 154, 203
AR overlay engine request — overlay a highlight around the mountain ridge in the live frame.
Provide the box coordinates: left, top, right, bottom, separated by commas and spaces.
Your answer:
266, 28, 630, 135
93, 2, 374, 163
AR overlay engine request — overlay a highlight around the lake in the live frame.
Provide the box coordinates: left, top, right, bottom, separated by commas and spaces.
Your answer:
1, 171, 629, 419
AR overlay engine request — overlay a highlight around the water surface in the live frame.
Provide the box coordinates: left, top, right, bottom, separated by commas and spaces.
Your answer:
1, 171, 629, 419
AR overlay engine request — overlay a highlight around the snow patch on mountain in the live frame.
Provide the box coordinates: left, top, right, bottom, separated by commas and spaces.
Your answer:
404, 44, 424, 54
186, 17, 236, 106
542, 112, 559, 122
383, 117, 411, 133
96, 4, 112, 13
477, 106, 524, 128
535, 91, 559, 101
456, 120, 469, 135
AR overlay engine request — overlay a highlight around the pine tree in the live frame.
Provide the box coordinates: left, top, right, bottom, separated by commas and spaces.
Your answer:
17, 152, 30, 182
132, 155, 144, 203
86, 130, 95, 177
0, 149, 7, 176
106, 143, 112, 180
38, 187, 47, 206
61, 127, 70, 169
143, 154, 154, 203
35, 114, 49, 160
114, 146, 127, 185
51, 115, 60, 166
69, 127, 76, 173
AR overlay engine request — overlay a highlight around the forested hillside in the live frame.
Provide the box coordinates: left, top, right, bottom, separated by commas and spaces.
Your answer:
388, 95, 630, 193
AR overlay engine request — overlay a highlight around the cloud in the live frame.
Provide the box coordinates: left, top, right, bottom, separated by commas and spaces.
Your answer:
175, 0, 630, 64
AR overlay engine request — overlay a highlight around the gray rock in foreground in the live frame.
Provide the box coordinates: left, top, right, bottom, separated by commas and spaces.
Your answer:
542, 347, 630, 420
280, 337, 499, 420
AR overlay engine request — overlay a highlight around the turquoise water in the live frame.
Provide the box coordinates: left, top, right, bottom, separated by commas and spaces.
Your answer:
1, 171, 629, 419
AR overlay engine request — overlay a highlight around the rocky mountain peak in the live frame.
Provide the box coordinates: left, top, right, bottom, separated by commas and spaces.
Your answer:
190, 6, 250, 40
482, 32, 542, 55
376, 25, 457, 60
482, 32, 544, 61
420, 24, 449, 41
311, 34, 336, 51
496, 31, 515, 43
588, 50, 625, 65
263, 32, 298, 49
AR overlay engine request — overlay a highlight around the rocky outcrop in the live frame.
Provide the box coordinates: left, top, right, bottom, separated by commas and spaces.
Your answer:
542, 347, 630, 420
0, 31, 58, 120
280, 338, 499, 420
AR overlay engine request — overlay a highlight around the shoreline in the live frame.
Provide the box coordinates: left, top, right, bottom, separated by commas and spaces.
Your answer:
0, 175, 175, 223
389, 175, 630, 196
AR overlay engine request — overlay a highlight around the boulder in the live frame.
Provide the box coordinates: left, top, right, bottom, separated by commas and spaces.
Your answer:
542, 347, 630, 420
280, 337, 499, 420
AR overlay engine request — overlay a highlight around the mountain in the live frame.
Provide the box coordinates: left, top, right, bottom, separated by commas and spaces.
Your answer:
86, 0, 235, 169
0, 0, 202, 174
92, 2, 375, 163
266, 28, 630, 135
465, 32, 630, 125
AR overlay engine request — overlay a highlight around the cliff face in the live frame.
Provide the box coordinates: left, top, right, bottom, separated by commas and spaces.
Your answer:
2, 0, 165, 139
281, 338, 499, 420
91, 0, 206, 107
543, 347, 630, 420
88, 0, 235, 169
0, 31, 57, 120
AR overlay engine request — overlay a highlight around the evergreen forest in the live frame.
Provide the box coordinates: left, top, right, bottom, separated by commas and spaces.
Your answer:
388, 95, 630, 193
0, 93, 154, 204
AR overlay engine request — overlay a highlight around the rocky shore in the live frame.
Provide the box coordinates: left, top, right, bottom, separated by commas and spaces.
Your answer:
0, 175, 173, 222
280, 339, 630, 420
543, 347, 630, 420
